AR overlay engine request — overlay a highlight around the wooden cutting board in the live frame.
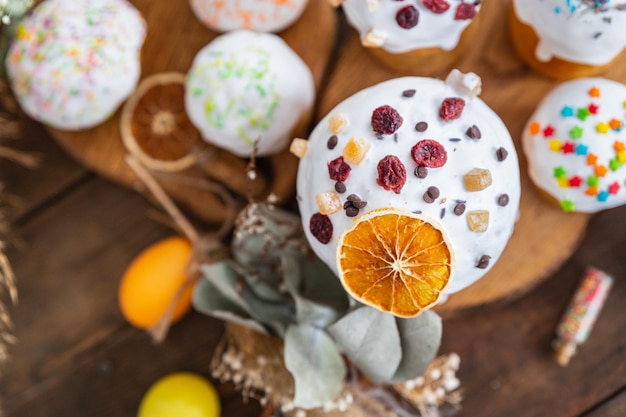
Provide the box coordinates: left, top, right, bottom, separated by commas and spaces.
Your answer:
316, 0, 626, 315
48, 0, 337, 224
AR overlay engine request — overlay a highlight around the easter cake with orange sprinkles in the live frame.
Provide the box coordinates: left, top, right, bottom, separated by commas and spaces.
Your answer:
294, 70, 521, 316
522, 78, 626, 213
188, 0, 309, 33
5, 0, 146, 130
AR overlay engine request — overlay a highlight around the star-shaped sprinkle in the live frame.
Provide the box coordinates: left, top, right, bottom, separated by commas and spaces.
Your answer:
585, 186, 599, 196
596, 122, 610, 134
597, 190, 609, 202
595, 164, 608, 177
575, 144, 589, 155
577, 107, 591, 121
569, 176, 583, 187
608, 182, 620, 194
562, 142, 576, 154
587, 175, 599, 187
618, 151, 626, 163
557, 177, 570, 188
609, 118, 623, 130
529, 121, 541, 135
554, 166, 566, 178
609, 158, 622, 172
560, 200, 575, 212
569, 126, 584, 139
614, 141, 625, 152
588, 87, 601, 97
549, 139, 562, 152
543, 125, 556, 137
587, 153, 598, 166
561, 106, 574, 117
588, 103, 599, 115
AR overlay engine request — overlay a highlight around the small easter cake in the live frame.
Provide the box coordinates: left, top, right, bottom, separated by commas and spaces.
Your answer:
188, 0, 309, 33
522, 78, 626, 212
5, 0, 146, 130
333, 0, 481, 73
185, 30, 315, 157
509, 0, 626, 79
294, 70, 521, 316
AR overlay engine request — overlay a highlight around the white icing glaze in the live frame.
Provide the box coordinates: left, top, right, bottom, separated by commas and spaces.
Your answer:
188, 0, 308, 33
5, 0, 146, 130
513, 0, 626, 66
341, 0, 481, 53
185, 30, 315, 157
522, 77, 626, 213
297, 75, 521, 295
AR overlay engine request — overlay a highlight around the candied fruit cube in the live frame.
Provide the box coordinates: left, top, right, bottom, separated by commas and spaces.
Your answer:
343, 136, 371, 165
362, 29, 387, 47
467, 210, 489, 233
463, 168, 492, 191
289, 138, 308, 159
315, 191, 342, 215
329, 113, 348, 135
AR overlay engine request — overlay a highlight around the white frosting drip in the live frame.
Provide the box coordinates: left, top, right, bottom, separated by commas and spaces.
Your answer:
341, 0, 481, 53
513, 0, 626, 66
297, 76, 521, 294
188, 0, 308, 33
185, 31, 315, 157
5, 0, 146, 130
522, 77, 626, 213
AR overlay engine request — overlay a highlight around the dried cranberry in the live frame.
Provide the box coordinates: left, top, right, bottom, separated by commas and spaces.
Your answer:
327, 156, 351, 182
371, 105, 403, 135
396, 5, 419, 29
310, 213, 333, 244
411, 140, 447, 168
455, 2, 476, 20
439, 97, 465, 121
376, 155, 406, 194
423, 0, 450, 14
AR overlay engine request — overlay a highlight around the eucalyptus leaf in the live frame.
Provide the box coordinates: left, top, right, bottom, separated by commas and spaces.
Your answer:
241, 289, 295, 338
192, 278, 267, 334
284, 323, 346, 409
327, 306, 402, 384
200, 261, 254, 316
390, 310, 442, 383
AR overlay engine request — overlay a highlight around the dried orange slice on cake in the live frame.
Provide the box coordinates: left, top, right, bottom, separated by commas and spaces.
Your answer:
337, 209, 454, 317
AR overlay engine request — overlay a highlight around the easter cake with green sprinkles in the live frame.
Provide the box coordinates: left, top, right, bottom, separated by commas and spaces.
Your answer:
184, 30, 315, 158
522, 77, 626, 212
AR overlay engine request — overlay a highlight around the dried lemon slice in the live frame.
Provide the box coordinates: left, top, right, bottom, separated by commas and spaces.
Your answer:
337, 209, 454, 317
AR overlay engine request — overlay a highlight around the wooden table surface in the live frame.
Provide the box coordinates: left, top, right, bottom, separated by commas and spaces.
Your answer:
1, 7, 626, 417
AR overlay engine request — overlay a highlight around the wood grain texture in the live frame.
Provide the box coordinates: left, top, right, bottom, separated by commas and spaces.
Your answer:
49, 0, 337, 224
315, 0, 626, 315
585, 390, 626, 417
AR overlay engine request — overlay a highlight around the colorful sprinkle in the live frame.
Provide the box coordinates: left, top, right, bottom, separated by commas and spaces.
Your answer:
588, 87, 601, 97
569, 126, 584, 139
529, 121, 541, 135
549, 139, 563, 152
587, 153, 598, 166
557, 177, 570, 188
577, 107, 591, 121
561, 106, 574, 117
585, 186, 599, 196
575, 144, 589, 155
614, 141, 625, 152
595, 165, 608, 177
554, 166, 567, 178
597, 190, 609, 202
569, 176, 583, 187
609, 158, 622, 172
543, 125, 556, 137
596, 122, 610, 134
562, 142, 576, 154
587, 175, 599, 187
608, 182, 621, 194
610, 119, 623, 131
588, 103, 599, 115
560, 200, 575, 212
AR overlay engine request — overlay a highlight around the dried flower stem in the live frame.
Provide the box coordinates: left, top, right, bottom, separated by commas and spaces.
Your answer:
0, 145, 39, 168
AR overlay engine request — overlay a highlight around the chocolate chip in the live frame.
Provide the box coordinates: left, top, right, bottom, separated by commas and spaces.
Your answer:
376, 133, 384, 140
343, 201, 353, 209
440, 208, 446, 219
413, 210, 422, 214
353, 200, 368, 209
345, 206, 359, 217
335, 181, 346, 194
498, 194, 510, 206
593, 32, 602, 39
347, 194, 361, 203
466, 124, 481, 139
423, 186, 440, 203
394, 133, 398, 142
453, 202, 466, 215
415, 121, 428, 132
496, 147, 508, 161
402, 89, 416, 97
449, 137, 461, 142
476, 255, 491, 269
327, 135, 338, 149
414, 166, 428, 179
